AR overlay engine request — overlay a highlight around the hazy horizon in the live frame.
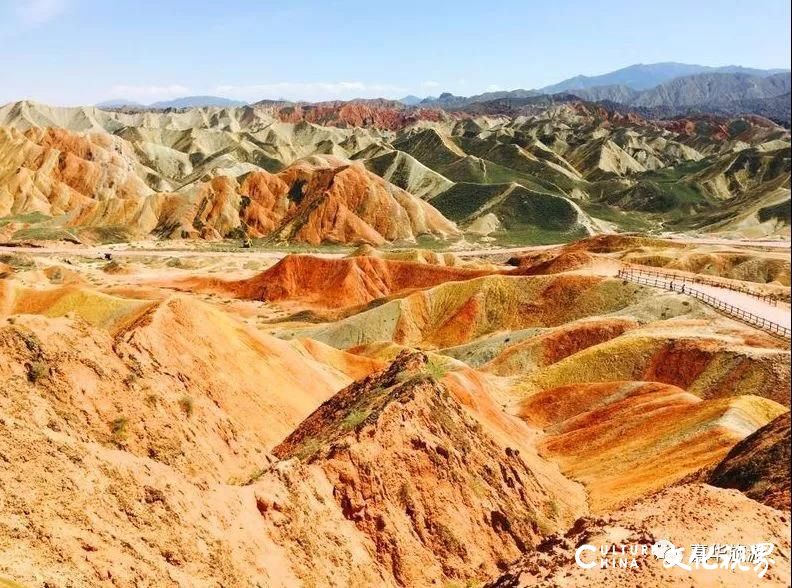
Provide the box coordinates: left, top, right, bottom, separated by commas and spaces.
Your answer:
2, 0, 791, 105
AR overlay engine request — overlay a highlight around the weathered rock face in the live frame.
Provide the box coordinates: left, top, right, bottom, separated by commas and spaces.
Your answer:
262, 157, 460, 244
0, 295, 385, 586
709, 411, 791, 511
272, 351, 586, 586
0, 126, 153, 218
482, 318, 640, 376
522, 380, 785, 511
0, 294, 369, 482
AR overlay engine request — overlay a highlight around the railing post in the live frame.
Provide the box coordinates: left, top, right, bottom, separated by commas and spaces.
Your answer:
619, 266, 789, 341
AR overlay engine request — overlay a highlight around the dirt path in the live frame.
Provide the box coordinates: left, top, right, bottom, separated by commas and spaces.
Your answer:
660, 235, 791, 249
2, 242, 561, 264
3, 235, 787, 261
620, 270, 791, 334
687, 282, 791, 328
0, 244, 338, 262
454, 244, 557, 257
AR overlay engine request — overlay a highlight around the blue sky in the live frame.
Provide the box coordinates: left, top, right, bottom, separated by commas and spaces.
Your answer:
2, 0, 790, 105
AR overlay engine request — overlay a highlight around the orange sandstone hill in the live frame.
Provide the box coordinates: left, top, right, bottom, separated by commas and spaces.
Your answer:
229, 254, 501, 309
270, 351, 587, 586
240, 156, 459, 244
709, 411, 791, 511
156, 253, 507, 312
0, 124, 458, 244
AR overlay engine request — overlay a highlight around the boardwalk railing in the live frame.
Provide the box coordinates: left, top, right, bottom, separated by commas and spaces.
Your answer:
618, 268, 791, 340
622, 265, 783, 305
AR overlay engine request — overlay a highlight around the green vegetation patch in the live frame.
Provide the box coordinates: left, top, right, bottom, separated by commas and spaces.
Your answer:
341, 407, 372, 430
275, 355, 437, 463
12, 226, 81, 243
0, 211, 51, 227
579, 202, 657, 232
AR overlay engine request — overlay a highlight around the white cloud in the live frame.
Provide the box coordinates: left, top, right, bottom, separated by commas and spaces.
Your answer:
485, 84, 503, 92
109, 84, 191, 101
213, 81, 407, 102
421, 80, 441, 89
15, 0, 67, 26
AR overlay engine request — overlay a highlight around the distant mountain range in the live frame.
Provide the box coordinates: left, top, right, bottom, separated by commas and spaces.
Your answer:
410, 63, 790, 106
91, 63, 791, 124
95, 98, 146, 108
397, 95, 424, 106
97, 95, 247, 109
538, 62, 789, 93
570, 72, 790, 107
409, 64, 791, 124
600, 92, 792, 125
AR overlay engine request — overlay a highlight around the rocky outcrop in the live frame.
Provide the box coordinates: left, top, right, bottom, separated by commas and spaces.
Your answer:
272, 351, 586, 585
709, 411, 791, 510
263, 156, 460, 244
